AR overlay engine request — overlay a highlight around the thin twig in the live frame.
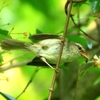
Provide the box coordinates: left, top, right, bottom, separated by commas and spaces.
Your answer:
16, 67, 40, 99
65, 0, 100, 44
47, 0, 73, 100
71, 16, 100, 44
1, 52, 31, 66
0, 0, 10, 12
0, 58, 33, 72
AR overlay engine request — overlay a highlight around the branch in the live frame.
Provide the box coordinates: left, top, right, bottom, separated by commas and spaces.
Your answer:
0, 58, 33, 72
65, 0, 100, 44
71, 16, 100, 44
48, 0, 73, 100
16, 67, 40, 99
1, 52, 31, 66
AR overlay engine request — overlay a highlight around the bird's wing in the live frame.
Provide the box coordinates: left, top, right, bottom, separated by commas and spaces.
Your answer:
27, 57, 55, 67
29, 34, 60, 41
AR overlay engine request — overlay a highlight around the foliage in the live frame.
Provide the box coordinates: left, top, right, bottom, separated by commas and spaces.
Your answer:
0, 0, 100, 100
0, 92, 16, 100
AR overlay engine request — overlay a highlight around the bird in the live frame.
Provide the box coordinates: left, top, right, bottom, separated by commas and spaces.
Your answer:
0, 34, 88, 69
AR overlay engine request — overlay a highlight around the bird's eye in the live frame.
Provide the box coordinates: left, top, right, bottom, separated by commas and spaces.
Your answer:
78, 46, 82, 50
75, 43, 84, 51
42, 46, 48, 50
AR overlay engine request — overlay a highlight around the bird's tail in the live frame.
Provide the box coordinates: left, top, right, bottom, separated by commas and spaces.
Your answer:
1, 38, 32, 51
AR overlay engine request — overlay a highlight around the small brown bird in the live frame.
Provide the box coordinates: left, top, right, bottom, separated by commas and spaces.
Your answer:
1, 34, 88, 69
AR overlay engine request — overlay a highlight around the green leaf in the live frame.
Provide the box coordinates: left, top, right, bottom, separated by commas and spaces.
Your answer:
73, 0, 87, 7
0, 29, 8, 36
0, 55, 3, 64
68, 27, 79, 33
87, 66, 100, 72
0, 92, 16, 100
66, 35, 87, 46
94, 76, 100, 85
60, 65, 69, 71
0, 29, 11, 42
89, 0, 100, 13
36, 29, 43, 34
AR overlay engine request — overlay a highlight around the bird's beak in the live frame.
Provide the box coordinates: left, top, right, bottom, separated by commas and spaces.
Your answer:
80, 51, 89, 62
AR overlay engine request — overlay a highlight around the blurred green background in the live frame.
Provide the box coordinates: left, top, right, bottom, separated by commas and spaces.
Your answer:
0, 0, 67, 100
0, 0, 100, 100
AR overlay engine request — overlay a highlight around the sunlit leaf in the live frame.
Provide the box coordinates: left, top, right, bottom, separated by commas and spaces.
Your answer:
89, 0, 100, 13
